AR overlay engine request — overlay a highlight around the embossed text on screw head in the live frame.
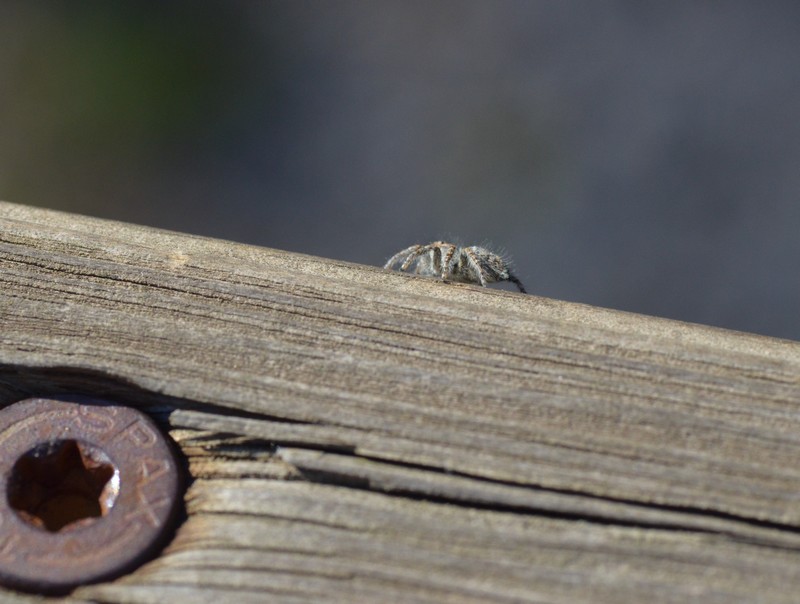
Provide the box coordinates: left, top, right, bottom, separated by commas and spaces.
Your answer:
0, 397, 182, 594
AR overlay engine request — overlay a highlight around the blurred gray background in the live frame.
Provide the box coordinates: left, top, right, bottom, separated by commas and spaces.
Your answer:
2, 2, 799, 340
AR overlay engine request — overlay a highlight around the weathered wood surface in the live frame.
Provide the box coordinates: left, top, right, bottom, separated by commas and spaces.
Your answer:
2, 201, 800, 603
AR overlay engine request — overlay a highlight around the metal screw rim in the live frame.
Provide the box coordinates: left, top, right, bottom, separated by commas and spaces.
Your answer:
0, 396, 182, 594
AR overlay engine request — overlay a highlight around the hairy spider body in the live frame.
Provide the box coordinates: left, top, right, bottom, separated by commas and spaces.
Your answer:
384, 241, 527, 293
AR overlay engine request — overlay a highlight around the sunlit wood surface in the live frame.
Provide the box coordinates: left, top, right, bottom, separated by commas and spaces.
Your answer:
2, 201, 800, 603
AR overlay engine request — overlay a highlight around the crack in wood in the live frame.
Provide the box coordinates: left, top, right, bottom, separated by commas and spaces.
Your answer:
4, 202, 800, 602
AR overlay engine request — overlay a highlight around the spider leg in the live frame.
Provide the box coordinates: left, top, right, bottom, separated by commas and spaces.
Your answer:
462, 247, 488, 287
440, 243, 457, 281
507, 273, 527, 294
400, 247, 427, 272
403, 242, 448, 276
384, 245, 422, 270
429, 245, 442, 276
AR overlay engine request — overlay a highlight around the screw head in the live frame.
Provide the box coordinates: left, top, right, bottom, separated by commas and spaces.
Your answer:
0, 397, 182, 594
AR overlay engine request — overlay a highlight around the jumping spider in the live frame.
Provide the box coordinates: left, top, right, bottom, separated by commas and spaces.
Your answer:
384, 241, 526, 293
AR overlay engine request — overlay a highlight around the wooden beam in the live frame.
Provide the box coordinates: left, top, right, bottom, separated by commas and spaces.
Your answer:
1, 201, 800, 603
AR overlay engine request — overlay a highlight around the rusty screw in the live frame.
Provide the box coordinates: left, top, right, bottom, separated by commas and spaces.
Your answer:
0, 396, 182, 594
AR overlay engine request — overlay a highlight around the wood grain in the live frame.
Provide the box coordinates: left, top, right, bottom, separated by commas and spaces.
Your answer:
1, 201, 800, 602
